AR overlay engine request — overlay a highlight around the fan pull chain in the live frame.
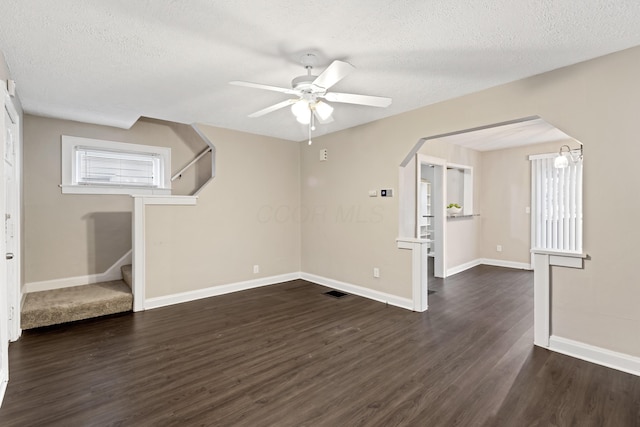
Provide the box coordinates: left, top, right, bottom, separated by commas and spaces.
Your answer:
308, 110, 314, 145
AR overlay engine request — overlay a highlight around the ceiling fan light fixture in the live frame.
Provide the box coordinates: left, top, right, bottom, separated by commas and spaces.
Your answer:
314, 101, 334, 121
291, 101, 311, 124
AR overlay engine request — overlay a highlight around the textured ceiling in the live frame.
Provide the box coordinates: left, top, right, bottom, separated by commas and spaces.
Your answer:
1, 1, 640, 142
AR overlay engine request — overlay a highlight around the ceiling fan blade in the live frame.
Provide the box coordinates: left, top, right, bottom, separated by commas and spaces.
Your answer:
324, 92, 392, 108
230, 81, 299, 95
248, 99, 297, 118
311, 60, 355, 90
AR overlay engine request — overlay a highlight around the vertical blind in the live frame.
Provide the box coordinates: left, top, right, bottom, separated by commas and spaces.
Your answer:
530, 155, 583, 253
75, 147, 159, 187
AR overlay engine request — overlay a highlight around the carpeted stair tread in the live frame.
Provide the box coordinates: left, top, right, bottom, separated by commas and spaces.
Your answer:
21, 280, 133, 329
121, 264, 132, 288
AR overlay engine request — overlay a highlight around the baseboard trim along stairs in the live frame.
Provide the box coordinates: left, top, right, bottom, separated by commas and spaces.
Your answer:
21, 265, 133, 329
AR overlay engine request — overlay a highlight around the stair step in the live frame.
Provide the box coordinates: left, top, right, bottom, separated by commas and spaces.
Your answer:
21, 280, 133, 329
121, 264, 132, 288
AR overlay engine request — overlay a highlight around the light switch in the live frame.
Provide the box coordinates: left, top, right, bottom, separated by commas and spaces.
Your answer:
319, 148, 328, 161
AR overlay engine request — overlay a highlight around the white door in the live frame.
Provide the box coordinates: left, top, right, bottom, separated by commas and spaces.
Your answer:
4, 96, 19, 341
0, 87, 12, 403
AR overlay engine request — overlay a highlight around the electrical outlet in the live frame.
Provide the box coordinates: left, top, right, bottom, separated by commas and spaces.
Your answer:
373, 267, 380, 278
496, 245, 502, 252
368, 190, 377, 197
525, 206, 531, 214
253, 265, 259, 274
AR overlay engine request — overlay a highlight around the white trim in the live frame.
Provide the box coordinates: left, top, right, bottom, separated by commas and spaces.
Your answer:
133, 195, 198, 205
145, 273, 301, 310
133, 197, 145, 311
24, 250, 132, 293
480, 258, 532, 270
60, 184, 170, 196
61, 135, 172, 195
531, 249, 586, 258
416, 154, 447, 278
446, 259, 482, 276
549, 335, 640, 377
445, 258, 531, 277
301, 272, 414, 311
549, 255, 582, 268
5, 90, 21, 342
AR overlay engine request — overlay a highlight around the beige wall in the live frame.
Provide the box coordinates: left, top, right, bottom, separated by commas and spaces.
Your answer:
144, 125, 301, 298
302, 46, 640, 357
479, 140, 566, 264
300, 122, 413, 298
23, 116, 208, 283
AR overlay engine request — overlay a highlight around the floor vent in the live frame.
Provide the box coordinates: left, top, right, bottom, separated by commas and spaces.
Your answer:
428, 290, 436, 295
325, 290, 348, 298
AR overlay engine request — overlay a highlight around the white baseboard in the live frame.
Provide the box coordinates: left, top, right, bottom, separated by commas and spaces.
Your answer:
144, 272, 301, 310
445, 258, 532, 278
481, 258, 532, 270
24, 250, 132, 293
300, 272, 414, 311
549, 335, 640, 377
145, 272, 414, 312
446, 259, 482, 276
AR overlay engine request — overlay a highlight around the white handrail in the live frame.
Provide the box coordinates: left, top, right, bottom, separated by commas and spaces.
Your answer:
171, 146, 212, 181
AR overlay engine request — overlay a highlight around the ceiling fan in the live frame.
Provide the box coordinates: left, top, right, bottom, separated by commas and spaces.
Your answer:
230, 53, 392, 143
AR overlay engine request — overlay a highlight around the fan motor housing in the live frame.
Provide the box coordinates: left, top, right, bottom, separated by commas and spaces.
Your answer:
292, 75, 320, 92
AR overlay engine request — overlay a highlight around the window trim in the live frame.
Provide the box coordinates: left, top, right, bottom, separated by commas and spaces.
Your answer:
61, 135, 171, 195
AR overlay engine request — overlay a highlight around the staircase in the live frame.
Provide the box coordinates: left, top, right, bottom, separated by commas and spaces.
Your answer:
21, 265, 133, 329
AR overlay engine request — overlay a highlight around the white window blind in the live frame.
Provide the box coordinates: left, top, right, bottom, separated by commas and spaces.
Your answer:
530, 155, 583, 252
75, 147, 160, 187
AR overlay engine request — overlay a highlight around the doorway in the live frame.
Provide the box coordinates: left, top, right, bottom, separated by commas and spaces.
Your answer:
416, 155, 445, 278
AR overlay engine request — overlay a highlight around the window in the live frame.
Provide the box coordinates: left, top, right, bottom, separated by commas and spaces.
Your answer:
446, 164, 473, 216
529, 152, 583, 253
61, 136, 171, 195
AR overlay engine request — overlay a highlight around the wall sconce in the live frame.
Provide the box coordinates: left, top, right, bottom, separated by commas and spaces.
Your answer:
554, 143, 583, 169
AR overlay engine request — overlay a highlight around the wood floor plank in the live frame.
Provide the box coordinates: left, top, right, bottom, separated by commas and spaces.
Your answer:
1, 267, 639, 426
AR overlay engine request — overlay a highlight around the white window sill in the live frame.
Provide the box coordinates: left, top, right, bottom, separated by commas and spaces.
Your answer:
530, 249, 587, 258
60, 185, 171, 196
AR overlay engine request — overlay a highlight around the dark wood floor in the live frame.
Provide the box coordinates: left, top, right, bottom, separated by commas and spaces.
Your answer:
1, 266, 639, 426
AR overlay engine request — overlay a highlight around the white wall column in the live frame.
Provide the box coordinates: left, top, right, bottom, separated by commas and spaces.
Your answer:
532, 249, 586, 348
396, 238, 430, 312
132, 195, 198, 312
